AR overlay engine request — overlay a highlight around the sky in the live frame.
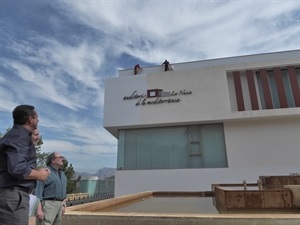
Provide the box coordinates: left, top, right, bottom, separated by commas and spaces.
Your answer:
0, 0, 299, 173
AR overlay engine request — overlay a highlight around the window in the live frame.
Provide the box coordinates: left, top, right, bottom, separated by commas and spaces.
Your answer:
117, 124, 228, 170
256, 67, 300, 109
282, 70, 295, 108
229, 65, 299, 111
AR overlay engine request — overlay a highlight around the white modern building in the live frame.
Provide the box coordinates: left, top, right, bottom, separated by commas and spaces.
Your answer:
103, 50, 300, 197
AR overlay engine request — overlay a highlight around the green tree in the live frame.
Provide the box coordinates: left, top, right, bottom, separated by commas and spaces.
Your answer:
0, 127, 11, 139
34, 136, 50, 168
63, 160, 81, 194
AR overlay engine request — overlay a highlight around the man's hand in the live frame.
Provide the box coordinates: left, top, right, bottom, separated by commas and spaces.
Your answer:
37, 168, 50, 181
62, 204, 66, 216
24, 168, 50, 181
36, 202, 44, 221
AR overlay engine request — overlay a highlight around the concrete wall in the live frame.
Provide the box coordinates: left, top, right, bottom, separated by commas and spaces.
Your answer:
103, 50, 300, 197
104, 50, 300, 138
62, 213, 300, 225
225, 118, 300, 168
114, 113, 299, 196
119, 50, 299, 77
63, 189, 300, 225
114, 167, 297, 197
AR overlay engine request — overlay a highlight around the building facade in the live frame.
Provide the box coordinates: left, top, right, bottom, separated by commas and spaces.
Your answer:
103, 50, 300, 197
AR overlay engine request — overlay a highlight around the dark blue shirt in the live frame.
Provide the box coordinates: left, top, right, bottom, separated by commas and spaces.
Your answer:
34, 165, 67, 200
0, 125, 36, 189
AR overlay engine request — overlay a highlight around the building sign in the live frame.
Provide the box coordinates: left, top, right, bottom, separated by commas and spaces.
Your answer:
123, 89, 192, 106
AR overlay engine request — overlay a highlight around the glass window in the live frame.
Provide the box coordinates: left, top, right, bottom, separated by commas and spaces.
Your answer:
241, 66, 299, 110
256, 72, 266, 109
117, 124, 228, 170
267, 70, 280, 109
255, 67, 299, 109
282, 69, 295, 107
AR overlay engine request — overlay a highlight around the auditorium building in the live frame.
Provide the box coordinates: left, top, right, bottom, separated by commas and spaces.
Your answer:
103, 50, 300, 197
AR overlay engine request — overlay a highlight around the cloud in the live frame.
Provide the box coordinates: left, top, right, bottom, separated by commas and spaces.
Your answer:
42, 139, 117, 173
0, 80, 19, 113
56, 0, 300, 62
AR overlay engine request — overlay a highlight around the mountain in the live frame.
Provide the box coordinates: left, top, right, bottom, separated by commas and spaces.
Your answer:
75, 167, 116, 180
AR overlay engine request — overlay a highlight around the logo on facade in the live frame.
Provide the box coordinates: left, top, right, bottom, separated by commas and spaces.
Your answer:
123, 89, 192, 106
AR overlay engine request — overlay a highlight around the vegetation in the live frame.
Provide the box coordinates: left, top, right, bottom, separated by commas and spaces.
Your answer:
0, 127, 11, 139
1, 127, 80, 193
34, 136, 50, 168
63, 160, 81, 194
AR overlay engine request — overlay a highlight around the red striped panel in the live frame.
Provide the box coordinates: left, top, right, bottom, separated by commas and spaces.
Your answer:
273, 67, 288, 108
246, 70, 259, 110
287, 66, 300, 107
233, 71, 245, 111
259, 69, 273, 109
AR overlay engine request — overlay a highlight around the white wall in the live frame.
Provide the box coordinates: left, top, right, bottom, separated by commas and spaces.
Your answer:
104, 50, 300, 138
104, 50, 300, 197
119, 50, 299, 77
225, 117, 300, 168
114, 118, 300, 197
115, 166, 297, 197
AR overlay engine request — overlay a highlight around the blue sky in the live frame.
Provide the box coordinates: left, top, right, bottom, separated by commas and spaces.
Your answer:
0, 0, 299, 173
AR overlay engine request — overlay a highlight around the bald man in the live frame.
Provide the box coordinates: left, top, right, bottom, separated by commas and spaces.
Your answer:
34, 152, 67, 225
